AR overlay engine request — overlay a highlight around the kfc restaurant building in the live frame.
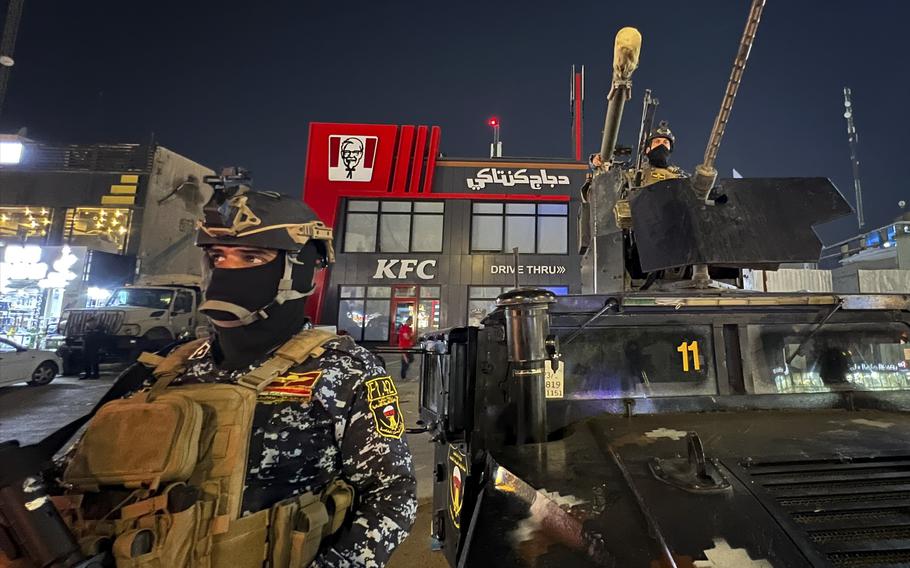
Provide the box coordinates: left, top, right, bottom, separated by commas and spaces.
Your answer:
303, 123, 587, 344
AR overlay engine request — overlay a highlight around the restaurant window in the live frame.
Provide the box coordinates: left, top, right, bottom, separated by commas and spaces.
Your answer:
338, 285, 442, 341
0, 206, 53, 242
64, 207, 132, 254
342, 200, 444, 253
467, 285, 568, 326
471, 202, 568, 254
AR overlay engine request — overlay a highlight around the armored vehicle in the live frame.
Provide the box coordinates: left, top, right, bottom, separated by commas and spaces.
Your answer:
419, 2, 910, 567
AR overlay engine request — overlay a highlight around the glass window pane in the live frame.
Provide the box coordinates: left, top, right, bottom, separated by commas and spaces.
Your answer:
561, 326, 717, 399
381, 201, 411, 212
538, 203, 568, 215
471, 216, 503, 251
473, 202, 503, 214
506, 203, 535, 214
65, 207, 131, 254
367, 286, 391, 298
348, 201, 379, 212
0, 206, 52, 242
505, 215, 535, 253
541, 286, 569, 295
414, 201, 444, 213
363, 299, 390, 341
420, 286, 440, 298
537, 216, 567, 254
468, 299, 498, 326
340, 286, 365, 298
343, 213, 377, 252
412, 215, 443, 252
470, 286, 504, 299
747, 323, 910, 394
394, 286, 418, 298
338, 299, 365, 340
418, 299, 442, 333
380, 214, 411, 252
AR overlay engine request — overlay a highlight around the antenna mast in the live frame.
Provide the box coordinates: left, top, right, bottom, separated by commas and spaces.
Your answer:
0, 0, 25, 121
843, 87, 865, 230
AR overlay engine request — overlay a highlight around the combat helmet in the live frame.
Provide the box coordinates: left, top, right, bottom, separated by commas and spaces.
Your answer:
195, 167, 334, 327
646, 120, 675, 151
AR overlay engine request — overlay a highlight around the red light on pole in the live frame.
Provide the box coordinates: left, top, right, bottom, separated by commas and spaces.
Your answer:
488, 117, 501, 157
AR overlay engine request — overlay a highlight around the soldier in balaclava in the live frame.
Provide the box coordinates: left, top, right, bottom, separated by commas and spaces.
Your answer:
56, 169, 417, 568
639, 120, 687, 187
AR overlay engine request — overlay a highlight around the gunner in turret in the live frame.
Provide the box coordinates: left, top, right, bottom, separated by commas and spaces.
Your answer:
639, 120, 687, 186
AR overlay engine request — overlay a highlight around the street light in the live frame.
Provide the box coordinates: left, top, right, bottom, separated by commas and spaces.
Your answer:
488, 117, 501, 158
0, 141, 23, 164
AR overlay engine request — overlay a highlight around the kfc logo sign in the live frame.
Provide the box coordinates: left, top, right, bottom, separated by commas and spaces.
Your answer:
329, 135, 378, 182
372, 259, 437, 280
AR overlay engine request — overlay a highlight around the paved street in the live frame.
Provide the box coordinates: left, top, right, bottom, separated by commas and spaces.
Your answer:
0, 357, 446, 567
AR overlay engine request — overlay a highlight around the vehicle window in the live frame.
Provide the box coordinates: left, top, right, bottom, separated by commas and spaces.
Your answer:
747, 323, 910, 394
0, 339, 19, 353
560, 325, 717, 399
106, 289, 174, 310
173, 291, 193, 313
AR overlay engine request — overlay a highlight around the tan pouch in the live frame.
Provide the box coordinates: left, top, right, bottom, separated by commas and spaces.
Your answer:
112, 504, 199, 568
64, 392, 204, 490
211, 509, 269, 568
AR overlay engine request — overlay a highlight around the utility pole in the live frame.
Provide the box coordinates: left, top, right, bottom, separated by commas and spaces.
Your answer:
0, 0, 25, 122
843, 87, 865, 230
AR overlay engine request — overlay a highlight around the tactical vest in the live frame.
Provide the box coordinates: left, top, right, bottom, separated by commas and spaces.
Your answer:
58, 329, 352, 568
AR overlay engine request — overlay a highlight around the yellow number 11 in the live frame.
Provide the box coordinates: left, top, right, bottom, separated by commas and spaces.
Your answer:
676, 340, 701, 372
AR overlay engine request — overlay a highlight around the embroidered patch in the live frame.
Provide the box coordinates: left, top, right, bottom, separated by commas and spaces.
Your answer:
448, 445, 467, 529
260, 371, 322, 403
365, 376, 405, 439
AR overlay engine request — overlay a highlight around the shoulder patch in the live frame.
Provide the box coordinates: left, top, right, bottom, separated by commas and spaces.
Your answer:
365, 376, 405, 439
259, 370, 322, 404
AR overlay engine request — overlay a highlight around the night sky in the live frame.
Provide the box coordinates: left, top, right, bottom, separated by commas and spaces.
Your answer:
2, 0, 907, 243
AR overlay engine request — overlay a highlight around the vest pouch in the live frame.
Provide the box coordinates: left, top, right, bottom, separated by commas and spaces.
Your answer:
211, 509, 269, 568
111, 502, 200, 568
64, 392, 204, 491
288, 496, 329, 568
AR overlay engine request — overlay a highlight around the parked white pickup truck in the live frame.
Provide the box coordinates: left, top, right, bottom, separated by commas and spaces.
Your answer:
57, 275, 204, 374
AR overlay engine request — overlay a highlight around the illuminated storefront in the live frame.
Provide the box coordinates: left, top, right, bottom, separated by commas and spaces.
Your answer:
302, 123, 587, 343
0, 141, 214, 346
0, 244, 85, 347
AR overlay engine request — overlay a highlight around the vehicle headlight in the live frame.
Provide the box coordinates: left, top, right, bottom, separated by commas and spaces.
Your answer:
120, 324, 141, 336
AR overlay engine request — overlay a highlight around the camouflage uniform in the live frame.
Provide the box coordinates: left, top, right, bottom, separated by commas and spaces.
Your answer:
156, 335, 417, 567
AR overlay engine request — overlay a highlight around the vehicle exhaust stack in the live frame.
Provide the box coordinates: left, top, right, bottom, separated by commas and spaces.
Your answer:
496, 289, 560, 445
599, 27, 642, 164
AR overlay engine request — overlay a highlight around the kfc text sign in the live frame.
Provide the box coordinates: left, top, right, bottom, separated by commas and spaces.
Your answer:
328, 135, 378, 182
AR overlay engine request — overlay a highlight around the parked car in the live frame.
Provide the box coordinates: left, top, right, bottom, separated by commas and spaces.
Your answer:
0, 337, 61, 387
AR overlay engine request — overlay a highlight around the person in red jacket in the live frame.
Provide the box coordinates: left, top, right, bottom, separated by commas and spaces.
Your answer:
397, 316, 415, 379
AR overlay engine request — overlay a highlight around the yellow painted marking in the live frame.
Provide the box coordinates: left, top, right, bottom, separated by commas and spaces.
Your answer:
109, 185, 137, 194
120, 174, 139, 184
101, 195, 136, 205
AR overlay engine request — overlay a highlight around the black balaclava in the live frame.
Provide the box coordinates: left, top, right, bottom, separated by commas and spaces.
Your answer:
202, 244, 319, 370
646, 144, 670, 168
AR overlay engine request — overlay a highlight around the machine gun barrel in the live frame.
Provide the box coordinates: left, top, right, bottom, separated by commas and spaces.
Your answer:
691, 0, 766, 199
598, 27, 641, 164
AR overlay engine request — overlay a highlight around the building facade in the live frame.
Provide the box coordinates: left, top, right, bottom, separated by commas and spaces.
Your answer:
302, 123, 587, 344
0, 140, 212, 346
